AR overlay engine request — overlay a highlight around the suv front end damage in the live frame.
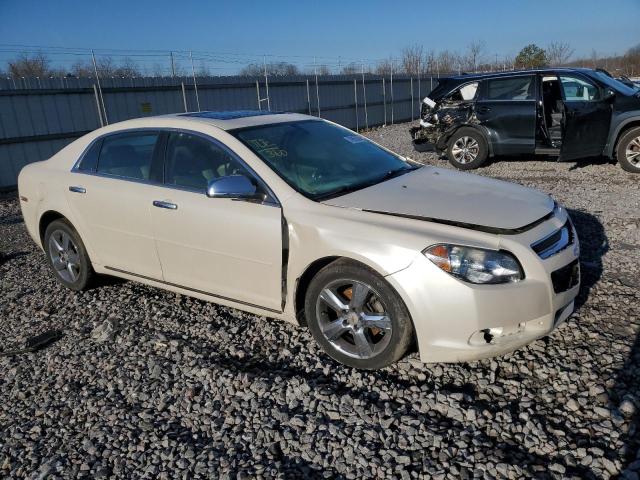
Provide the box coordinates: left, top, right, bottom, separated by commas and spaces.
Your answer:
410, 81, 480, 152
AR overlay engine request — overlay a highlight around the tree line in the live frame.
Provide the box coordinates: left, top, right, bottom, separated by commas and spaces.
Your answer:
3, 42, 640, 79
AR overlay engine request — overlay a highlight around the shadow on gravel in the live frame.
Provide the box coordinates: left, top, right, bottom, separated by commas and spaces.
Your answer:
568, 155, 617, 171
567, 208, 608, 310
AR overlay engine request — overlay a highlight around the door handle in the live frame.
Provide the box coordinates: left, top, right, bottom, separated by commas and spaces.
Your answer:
476, 106, 491, 114
153, 200, 178, 210
68, 186, 86, 194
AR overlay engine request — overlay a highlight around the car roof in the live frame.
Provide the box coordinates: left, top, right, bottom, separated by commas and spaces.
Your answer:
442, 67, 596, 83
161, 110, 316, 130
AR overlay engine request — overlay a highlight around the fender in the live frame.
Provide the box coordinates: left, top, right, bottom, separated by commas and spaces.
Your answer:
604, 111, 640, 158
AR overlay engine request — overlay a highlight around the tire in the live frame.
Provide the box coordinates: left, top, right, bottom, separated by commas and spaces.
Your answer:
44, 219, 94, 291
446, 127, 488, 170
304, 260, 414, 369
617, 126, 640, 173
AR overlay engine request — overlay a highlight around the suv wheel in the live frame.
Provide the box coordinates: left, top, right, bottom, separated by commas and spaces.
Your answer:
617, 126, 640, 173
44, 219, 94, 291
304, 260, 414, 369
446, 127, 488, 170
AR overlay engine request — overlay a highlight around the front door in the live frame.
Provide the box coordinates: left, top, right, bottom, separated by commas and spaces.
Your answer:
475, 75, 537, 155
66, 131, 164, 279
558, 74, 612, 161
150, 131, 283, 312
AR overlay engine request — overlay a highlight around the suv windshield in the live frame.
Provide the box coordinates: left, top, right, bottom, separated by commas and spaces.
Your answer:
590, 71, 638, 95
232, 120, 418, 200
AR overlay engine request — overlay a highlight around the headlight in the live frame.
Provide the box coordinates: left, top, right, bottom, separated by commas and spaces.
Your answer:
423, 244, 523, 284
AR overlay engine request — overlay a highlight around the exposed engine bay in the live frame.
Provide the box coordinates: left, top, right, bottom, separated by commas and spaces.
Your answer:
410, 81, 481, 150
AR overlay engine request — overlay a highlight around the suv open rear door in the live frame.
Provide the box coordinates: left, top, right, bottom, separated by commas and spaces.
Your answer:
558, 74, 612, 161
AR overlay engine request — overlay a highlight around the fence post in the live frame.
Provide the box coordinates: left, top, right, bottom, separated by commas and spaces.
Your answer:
189, 51, 201, 112
410, 77, 414, 121
263, 55, 270, 111
390, 65, 394, 125
93, 84, 104, 128
314, 57, 321, 117
306, 79, 312, 115
256, 80, 261, 110
91, 50, 108, 125
170, 51, 176, 78
361, 63, 368, 130
353, 79, 359, 131
181, 82, 188, 112
382, 78, 387, 126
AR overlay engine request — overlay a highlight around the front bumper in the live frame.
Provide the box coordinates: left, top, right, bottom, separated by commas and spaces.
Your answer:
386, 213, 581, 363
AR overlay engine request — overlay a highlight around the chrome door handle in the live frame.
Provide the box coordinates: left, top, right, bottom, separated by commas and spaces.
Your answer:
153, 200, 178, 210
69, 186, 86, 194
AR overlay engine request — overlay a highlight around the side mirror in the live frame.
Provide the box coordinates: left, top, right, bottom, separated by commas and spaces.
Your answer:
206, 175, 259, 199
604, 88, 616, 101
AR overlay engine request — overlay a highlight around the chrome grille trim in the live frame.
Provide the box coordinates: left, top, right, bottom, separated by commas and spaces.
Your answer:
531, 220, 573, 259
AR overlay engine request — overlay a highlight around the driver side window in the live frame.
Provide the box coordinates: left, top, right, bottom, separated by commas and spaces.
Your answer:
164, 132, 250, 191
559, 75, 601, 101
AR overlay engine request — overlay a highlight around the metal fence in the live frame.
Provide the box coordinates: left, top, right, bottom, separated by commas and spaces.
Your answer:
0, 73, 437, 189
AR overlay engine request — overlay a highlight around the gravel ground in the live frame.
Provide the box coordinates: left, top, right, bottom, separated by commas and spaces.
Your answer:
1, 121, 640, 479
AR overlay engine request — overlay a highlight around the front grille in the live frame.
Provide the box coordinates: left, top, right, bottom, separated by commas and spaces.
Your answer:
531, 220, 573, 259
551, 259, 580, 293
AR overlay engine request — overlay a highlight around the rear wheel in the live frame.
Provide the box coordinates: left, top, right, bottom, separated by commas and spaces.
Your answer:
304, 260, 414, 369
446, 127, 488, 170
617, 126, 640, 173
44, 219, 94, 291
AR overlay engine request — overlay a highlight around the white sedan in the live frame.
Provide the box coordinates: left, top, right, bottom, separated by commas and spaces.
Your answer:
18, 111, 580, 369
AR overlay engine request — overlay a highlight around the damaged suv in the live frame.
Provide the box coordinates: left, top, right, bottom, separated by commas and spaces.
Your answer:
410, 68, 640, 172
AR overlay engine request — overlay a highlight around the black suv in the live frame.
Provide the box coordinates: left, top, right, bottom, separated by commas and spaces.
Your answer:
410, 68, 640, 172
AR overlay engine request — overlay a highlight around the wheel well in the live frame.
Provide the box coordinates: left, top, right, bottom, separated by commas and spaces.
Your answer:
443, 124, 491, 154
39, 210, 65, 244
294, 256, 340, 325
614, 120, 640, 158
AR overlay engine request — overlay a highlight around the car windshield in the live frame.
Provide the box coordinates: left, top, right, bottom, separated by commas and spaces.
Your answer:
590, 71, 638, 95
231, 120, 419, 200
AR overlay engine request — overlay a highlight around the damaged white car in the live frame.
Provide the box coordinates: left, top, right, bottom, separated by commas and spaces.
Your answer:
19, 111, 580, 369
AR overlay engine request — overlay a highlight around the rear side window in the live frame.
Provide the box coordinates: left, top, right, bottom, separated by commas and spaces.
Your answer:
164, 132, 250, 191
77, 139, 102, 172
96, 132, 160, 180
485, 76, 535, 100
559, 75, 601, 101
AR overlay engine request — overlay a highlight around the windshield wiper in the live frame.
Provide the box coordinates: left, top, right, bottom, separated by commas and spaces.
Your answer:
315, 166, 420, 201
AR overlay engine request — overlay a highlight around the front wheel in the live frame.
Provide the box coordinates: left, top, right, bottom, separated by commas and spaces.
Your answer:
446, 127, 488, 170
617, 126, 640, 173
304, 260, 414, 369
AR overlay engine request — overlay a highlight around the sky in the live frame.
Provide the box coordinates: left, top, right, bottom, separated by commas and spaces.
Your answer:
1, 0, 638, 73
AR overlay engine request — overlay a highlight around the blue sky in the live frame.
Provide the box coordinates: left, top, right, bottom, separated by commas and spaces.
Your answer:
1, 0, 638, 73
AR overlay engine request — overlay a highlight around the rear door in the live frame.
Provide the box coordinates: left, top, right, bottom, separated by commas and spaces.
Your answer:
475, 75, 537, 155
558, 73, 612, 161
66, 130, 164, 279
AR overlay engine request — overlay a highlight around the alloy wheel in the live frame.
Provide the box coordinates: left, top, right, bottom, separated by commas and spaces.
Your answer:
315, 279, 392, 360
451, 136, 480, 164
48, 229, 81, 283
626, 135, 640, 168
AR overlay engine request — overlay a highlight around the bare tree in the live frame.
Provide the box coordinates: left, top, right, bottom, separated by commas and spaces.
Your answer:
401, 45, 424, 75
340, 62, 360, 75
240, 62, 300, 77
465, 40, 486, 72
316, 64, 330, 76
374, 58, 395, 75
8, 53, 51, 77
546, 42, 574, 66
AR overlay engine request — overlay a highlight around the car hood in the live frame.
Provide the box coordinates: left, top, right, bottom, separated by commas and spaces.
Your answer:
322, 166, 555, 233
